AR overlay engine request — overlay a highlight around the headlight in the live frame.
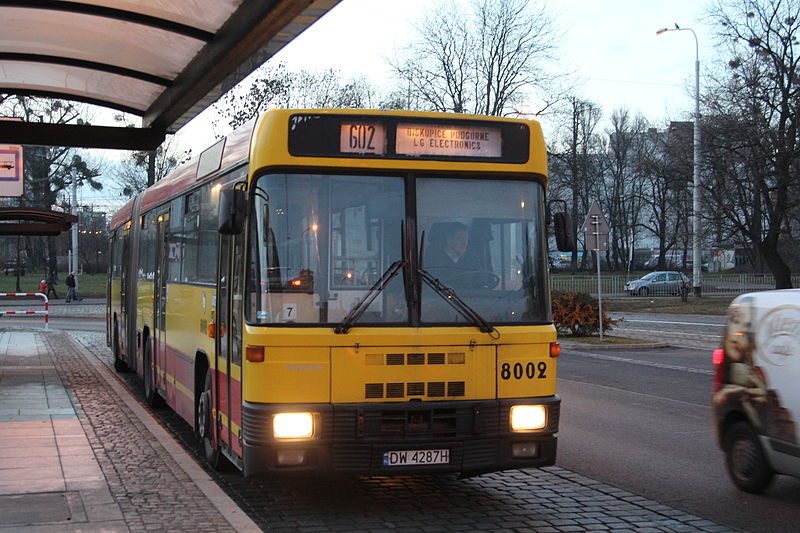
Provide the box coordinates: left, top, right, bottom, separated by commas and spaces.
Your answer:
510, 405, 546, 432
273, 412, 314, 439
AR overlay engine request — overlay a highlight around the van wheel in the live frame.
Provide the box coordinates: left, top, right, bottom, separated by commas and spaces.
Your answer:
197, 369, 222, 469
724, 421, 774, 493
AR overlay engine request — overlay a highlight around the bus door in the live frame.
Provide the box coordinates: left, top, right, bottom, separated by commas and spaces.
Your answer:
153, 211, 169, 395
119, 227, 130, 360
217, 233, 232, 453
216, 230, 245, 458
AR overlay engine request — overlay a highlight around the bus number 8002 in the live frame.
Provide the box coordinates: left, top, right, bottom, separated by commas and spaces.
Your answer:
501, 362, 547, 380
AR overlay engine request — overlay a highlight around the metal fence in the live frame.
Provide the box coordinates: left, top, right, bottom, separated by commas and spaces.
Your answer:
550, 273, 800, 297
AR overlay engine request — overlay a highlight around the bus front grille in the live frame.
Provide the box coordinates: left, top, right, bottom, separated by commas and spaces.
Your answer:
333, 402, 500, 441
364, 381, 465, 399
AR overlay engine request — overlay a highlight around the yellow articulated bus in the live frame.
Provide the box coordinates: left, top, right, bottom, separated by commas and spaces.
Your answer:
108, 109, 570, 477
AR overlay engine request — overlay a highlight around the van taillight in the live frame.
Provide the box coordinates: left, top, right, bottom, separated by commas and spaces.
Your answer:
712, 348, 725, 393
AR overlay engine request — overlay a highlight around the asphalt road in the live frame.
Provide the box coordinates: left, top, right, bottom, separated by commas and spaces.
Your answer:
557, 342, 800, 533
609, 311, 726, 348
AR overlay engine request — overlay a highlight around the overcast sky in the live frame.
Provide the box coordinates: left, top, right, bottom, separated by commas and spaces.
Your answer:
175, 0, 719, 149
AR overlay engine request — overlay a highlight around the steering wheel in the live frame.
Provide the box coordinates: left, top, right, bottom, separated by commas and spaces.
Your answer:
450, 270, 500, 290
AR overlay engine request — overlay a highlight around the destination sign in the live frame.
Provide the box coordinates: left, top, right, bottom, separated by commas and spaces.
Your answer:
395, 123, 501, 157
340, 123, 387, 155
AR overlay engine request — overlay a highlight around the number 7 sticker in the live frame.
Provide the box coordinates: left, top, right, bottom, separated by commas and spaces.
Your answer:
282, 303, 297, 322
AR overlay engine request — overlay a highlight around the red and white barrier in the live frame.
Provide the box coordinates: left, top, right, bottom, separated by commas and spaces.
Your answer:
0, 292, 49, 330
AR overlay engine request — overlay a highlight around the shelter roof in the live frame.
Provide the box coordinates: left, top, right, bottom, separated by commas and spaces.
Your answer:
0, 207, 78, 235
0, 0, 340, 150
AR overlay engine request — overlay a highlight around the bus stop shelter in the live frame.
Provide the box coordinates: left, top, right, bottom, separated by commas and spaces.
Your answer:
0, 0, 341, 150
0, 208, 78, 236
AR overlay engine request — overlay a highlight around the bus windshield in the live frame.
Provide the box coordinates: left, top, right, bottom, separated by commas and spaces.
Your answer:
417, 177, 548, 325
248, 173, 406, 325
246, 173, 549, 326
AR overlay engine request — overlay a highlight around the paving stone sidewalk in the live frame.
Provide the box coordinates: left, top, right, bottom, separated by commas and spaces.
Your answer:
4, 330, 240, 532
0, 329, 235, 533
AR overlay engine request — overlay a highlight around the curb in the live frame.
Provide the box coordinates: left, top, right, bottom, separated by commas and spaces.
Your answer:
560, 341, 671, 351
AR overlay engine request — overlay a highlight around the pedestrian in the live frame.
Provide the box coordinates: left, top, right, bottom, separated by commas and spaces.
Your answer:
46, 273, 59, 299
65, 272, 83, 302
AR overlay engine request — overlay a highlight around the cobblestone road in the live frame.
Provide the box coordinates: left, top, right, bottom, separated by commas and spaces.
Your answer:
48, 331, 236, 532
61, 330, 739, 533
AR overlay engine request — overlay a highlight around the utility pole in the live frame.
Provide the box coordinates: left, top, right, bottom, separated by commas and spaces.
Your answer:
70, 167, 79, 277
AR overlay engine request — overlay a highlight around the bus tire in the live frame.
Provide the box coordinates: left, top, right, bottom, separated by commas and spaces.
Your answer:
113, 326, 128, 372
197, 369, 222, 469
143, 340, 163, 408
723, 420, 774, 493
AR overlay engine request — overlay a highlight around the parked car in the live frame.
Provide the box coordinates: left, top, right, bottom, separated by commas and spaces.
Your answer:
624, 271, 689, 296
712, 290, 800, 493
3, 260, 25, 276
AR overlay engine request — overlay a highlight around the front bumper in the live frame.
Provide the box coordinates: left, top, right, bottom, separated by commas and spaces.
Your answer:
241, 397, 560, 477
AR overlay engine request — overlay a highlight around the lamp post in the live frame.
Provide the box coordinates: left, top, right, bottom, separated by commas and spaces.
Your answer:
657, 24, 702, 296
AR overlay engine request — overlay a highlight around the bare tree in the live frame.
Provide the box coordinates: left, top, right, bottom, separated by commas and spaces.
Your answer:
391, 4, 472, 113
215, 63, 382, 129
390, 0, 565, 116
474, 0, 562, 115
548, 97, 605, 271
705, 0, 800, 287
0, 96, 101, 278
113, 137, 190, 197
637, 122, 693, 270
601, 109, 650, 270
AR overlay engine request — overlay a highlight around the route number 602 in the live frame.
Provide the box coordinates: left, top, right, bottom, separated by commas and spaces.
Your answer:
500, 361, 547, 380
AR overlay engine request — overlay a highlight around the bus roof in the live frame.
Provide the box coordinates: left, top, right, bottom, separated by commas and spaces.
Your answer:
108, 119, 255, 231
108, 109, 548, 232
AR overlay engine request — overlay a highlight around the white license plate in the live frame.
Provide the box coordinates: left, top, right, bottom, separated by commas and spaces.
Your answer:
383, 448, 450, 466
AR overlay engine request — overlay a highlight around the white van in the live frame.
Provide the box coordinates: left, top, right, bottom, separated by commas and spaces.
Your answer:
712, 290, 800, 493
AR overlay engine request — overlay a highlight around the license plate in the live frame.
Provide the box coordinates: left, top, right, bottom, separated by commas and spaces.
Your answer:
383, 449, 450, 466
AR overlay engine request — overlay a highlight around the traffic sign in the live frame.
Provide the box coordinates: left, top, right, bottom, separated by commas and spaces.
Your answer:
581, 200, 610, 234
581, 200, 609, 251
0, 144, 24, 197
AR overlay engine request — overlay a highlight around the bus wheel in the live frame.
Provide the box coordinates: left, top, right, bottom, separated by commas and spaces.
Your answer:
724, 421, 774, 493
113, 327, 128, 372
143, 341, 163, 408
197, 369, 222, 469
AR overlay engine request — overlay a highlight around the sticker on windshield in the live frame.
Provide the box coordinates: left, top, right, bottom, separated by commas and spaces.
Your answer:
282, 304, 297, 322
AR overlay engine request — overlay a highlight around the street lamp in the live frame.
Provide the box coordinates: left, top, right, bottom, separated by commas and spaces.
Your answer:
657, 23, 702, 296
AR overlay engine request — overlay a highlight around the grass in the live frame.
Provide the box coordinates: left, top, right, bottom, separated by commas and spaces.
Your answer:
0, 273, 107, 298
603, 295, 735, 315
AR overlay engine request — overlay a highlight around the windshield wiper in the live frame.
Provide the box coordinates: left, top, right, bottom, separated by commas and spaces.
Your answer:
417, 268, 497, 336
334, 260, 406, 334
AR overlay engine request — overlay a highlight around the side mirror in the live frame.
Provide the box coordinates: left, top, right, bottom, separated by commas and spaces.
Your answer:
218, 188, 246, 235
553, 211, 576, 252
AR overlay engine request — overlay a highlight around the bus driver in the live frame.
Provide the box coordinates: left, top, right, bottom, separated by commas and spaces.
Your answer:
426, 222, 473, 285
